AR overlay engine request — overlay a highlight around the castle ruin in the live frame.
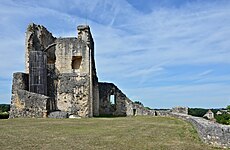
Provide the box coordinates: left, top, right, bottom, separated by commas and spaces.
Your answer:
9, 23, 155, 118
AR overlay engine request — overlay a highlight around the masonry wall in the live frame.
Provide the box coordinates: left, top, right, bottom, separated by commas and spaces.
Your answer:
10, 90, 49, 118
55, 38, 90, 116
155, 110, 230, 148
9, 72, 49, 118
171, 113, 230, 148
98, 82, 155, 116
11, 23, 151, 118
25, 23, 55, 73
77, 25, 99, 117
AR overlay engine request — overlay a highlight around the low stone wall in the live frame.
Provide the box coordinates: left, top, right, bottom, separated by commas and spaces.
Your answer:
172, 106, 188, 114
9, 90, 49, 118
155, 110, 171, 116
132, 103, 155, 116
170, 113, 230, 148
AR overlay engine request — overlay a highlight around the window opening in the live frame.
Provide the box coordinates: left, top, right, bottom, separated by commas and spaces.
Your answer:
72, 56, 82, 70
110, 95, 115, 105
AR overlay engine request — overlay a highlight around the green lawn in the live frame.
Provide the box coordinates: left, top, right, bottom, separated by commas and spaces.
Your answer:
0, 116, 222, 150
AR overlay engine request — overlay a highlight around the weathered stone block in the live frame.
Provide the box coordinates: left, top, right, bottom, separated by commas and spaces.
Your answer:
12, 72, 29, 93
48, 111, 68, 118
9, 90, 49, 118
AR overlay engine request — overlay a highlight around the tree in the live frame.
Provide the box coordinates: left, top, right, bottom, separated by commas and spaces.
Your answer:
188, 108, 207, 117
134, 101, 143, 106
227, 105, 230, 111
0, 104, 10, 112
215, 114, 230, 125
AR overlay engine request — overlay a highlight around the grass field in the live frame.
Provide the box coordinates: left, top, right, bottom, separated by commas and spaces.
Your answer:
0, 116, 222, 150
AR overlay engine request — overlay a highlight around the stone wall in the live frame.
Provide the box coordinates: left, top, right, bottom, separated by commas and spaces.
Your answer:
11, 72, 29, 92
25, 24, 56, 96
56, 73, 90, 117
11, 23, 152, 118
9, 90, 49, 118
98, 82, 155, 116
25, 23, 55, 73
54, 37, 90, 117
172, 106, 188, 114
98, 82, 125, 116
170, 113, 230, 148
55, 38, 88, 73
133, 103, 156, 116
155, 110, 171, 116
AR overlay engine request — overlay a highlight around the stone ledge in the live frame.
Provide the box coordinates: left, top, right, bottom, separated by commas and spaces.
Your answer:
170, 112, 230, 148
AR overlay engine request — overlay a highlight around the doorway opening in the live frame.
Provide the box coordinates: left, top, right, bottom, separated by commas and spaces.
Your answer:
133, 109, 136, 116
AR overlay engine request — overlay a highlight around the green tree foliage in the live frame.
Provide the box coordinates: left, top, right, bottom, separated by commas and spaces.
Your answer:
0, 104, 10, 119
134, 101, 143, 105
188, 108, 208, 117
215, 113, 230, 125
188, 108, 219, 117
144, 107, 152, 110
227, 105, 230, 111
0, 104, 10, 112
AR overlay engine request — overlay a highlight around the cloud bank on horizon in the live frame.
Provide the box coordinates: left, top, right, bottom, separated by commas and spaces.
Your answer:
0, 0, 230, 108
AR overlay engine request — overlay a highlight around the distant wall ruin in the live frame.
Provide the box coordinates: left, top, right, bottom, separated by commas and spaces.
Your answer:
98, 82, 155, 116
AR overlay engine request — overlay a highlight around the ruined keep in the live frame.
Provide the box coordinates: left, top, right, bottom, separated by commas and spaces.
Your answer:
9, 23, 154, 118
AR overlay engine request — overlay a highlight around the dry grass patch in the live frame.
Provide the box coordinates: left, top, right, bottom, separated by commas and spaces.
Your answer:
0, 116, 223, 150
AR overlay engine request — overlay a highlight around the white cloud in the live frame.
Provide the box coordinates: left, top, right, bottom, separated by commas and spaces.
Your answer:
126, 83, 230, 108
0, 0, 230, 108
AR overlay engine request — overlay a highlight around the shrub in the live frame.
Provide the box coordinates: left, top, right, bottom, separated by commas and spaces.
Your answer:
215, 113, 230, 125
0, 112, 9, 119
134, 101, 143, 105
227, 105, 230, 112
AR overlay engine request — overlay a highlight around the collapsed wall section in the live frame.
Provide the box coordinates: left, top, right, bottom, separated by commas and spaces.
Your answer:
98, 82, 155, 116
10, 24, 56, 118
25, 23, 55, 73
10, 90, 49, 118
9, 73, 49, 118
98, 82, 127, 116
25, 24, 55, 95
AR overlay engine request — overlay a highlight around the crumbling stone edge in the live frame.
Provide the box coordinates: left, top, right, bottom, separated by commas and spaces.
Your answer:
169, 112, 230, 149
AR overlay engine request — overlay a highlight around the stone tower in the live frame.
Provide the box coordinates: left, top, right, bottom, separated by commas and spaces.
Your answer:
10, 23, 99, 118
54, 25, 99, 117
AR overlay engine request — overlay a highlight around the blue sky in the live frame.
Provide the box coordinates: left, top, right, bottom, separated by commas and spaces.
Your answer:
0, 0, 230, 108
